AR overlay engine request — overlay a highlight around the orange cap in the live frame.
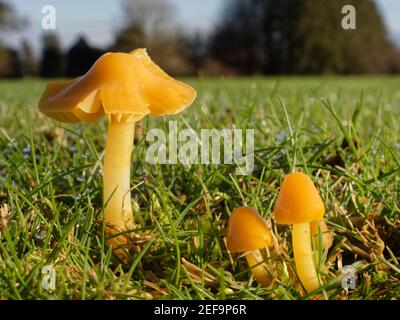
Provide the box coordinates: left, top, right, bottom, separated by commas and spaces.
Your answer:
274, 172, 325, 224
38, 48, 196, 123
226, 207, 272, 252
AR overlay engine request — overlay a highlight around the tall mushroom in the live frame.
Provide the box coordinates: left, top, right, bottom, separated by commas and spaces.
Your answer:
226, 207, 274, 287
273, 172, 328, 293
37, 49, 197, 262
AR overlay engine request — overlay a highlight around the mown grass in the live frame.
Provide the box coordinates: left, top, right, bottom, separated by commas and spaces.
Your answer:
0, 76, 399, 300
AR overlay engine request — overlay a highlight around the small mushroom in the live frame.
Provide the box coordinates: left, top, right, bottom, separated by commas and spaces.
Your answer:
273, 171, 329, 293
226, 207, 273, 287
38, 49, 196, 262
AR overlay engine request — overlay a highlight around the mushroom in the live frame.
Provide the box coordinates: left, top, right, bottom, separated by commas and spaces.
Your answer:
37, 48, 196, 262
226, 207, 273, 287
273, 171, 328, 293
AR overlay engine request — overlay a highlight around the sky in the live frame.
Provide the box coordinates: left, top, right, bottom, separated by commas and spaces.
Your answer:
4, 0, 400, 55
376, 0, 400, 44
4, 0, 223, 54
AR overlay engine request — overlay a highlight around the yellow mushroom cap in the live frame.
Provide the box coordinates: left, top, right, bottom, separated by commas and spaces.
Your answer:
226, 207, 272, 253
37, 48, 197, 123
274, 172, 325, 224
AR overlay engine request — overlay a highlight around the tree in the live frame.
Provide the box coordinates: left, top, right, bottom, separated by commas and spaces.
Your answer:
209, 0, 394, 74
260, 0, 301, 74
112, 0, 194, 75
210, 0, 265, 74
0, 1, 26, 77
120, 0, 175, 43
39, 33, 64, 78
66, 36, 103, 77
0, 1, 26, 61
20, 39, 38, 76
180, 31, 209, 75
0, 48, 22, 77
294, 0, 392, 74
113, 24, 146, 53
0, 1, 25, 31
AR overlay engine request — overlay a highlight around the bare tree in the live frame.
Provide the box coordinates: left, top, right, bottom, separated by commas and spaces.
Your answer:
121, 0, 176, 44
112, 0, 194, 75
20, 39, 38, 76
0, 1, 26, 31
0, 1, 26, 76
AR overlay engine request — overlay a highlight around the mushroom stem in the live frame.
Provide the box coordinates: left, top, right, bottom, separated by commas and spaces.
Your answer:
310, 219, 332, 251
245, 249, 270, 287
292, 223, 320, 293
103, 121, 135, 261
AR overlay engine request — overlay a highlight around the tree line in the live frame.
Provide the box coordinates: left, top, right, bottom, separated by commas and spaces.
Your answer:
0, 0, 399, 78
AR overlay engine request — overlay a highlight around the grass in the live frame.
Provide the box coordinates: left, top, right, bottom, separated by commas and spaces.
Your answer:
0, 76, 399, 300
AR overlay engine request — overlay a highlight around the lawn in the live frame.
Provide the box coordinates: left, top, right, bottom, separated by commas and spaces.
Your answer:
0, 76, 399, 300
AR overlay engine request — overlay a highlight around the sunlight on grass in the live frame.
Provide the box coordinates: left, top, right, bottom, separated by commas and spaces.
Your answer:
0, 77, 399, 299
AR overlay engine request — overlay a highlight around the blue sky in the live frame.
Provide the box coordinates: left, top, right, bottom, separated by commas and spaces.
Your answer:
5, 0, 222, 54
377, 0, 400, 42
5, 0, 400, 54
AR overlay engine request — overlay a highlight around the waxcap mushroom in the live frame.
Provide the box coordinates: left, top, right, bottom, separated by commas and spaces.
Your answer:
226, 206, 274, 287
38, 48, 197, 124
226, 206, 272, 252
273, 171, 327, 293
274, 171, 324, 225
37, 48, 197, 263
